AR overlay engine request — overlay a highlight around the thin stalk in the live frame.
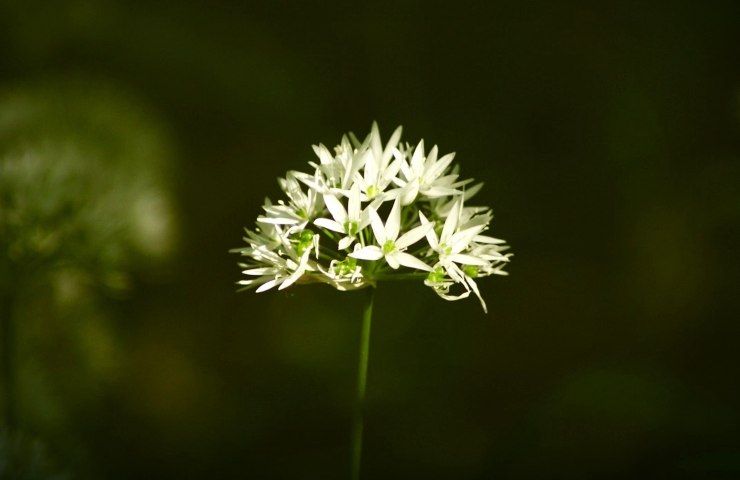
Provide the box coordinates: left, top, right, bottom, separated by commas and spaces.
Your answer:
351, 286, 374, 480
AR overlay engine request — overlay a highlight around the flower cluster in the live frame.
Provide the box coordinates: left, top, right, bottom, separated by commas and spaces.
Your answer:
233, 123, 511, 311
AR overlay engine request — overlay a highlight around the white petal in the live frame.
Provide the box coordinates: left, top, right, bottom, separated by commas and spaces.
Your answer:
411, 140, 425, 173
323, 194, 347, 223
338, 236, 354, 250
278, 275, 295, 290
438, 290, 471, 301
257, 216, 300, 225
312, 143, 334, 165
348, 183, 361, 220
279, 272, 301, 290
383, 125, 403, 166
369, 207, 386, 245
441, 197, 462, 241
382, 156, 403, 185
445, 262, 466, 283
379, 187, 403, 202
426, 145, 438, 165
400, 181, 419, 206
353, 171, 367, 190
423, 186, 461, 197
418, 211, 439, 249
474, 235, 507, 244
370, 122, 383, 167
314, 218, 344, 233
463, 182, 483, 200
399, 157, 413, 180
395, 222, 433, 250
385, 197, 401, 241
350, 245, 384, 261
255, 279, 278, 293
447, 253, 489, 266
450, 177, 475, 188
242, 267, 277, 275
348, 131, 362, 148
364, 158, 378, 186
395, 252, 432, 271
279, 250, 311, 290
466, 277, 487, 313
426, 152, 455, 180
358, 208, 373, 229
449, 226, 484, 253
385, 252, 400, 269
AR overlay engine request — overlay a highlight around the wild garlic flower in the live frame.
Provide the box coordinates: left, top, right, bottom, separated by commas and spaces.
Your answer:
233, 123, 512, 311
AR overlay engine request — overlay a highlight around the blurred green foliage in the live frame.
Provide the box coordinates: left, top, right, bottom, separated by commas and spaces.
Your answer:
0, 74, 178, 476
0, 0, 739, 479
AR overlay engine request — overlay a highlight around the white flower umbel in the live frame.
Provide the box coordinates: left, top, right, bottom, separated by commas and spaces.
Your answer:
232, 122, 512, 480
234, 122, 512, 311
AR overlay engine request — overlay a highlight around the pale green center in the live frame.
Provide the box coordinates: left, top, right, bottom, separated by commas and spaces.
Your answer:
344, 220, 359, 236
382, 240, 395, 254
366, 185, 378, 199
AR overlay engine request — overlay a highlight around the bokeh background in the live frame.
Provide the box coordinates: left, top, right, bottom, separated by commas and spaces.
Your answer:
1, 1, 739, 478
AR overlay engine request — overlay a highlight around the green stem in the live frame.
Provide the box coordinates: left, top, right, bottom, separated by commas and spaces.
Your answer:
351, 286, 374, 480
1, 287, 16, 431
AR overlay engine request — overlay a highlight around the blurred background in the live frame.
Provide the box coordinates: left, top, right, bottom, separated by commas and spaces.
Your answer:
1, 1, 739, 478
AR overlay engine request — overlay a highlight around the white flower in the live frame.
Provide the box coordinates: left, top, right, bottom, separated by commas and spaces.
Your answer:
257, 172, 322, 230
351, 122, 404, 202
317, 256, 366, 291
313, 183, 377, 250
239, 209, 284, 251
238, 244, 314, 292
419, 197, 507, 312
349, 198, 433, 271
295, 134, 369, 194
420, 198, 487, 264
317, 134, 367, 190
395, 140, 472, 205
424, 263, 471, 302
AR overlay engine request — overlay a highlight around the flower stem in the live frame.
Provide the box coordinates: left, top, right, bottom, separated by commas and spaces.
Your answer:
351, 286, 374, 480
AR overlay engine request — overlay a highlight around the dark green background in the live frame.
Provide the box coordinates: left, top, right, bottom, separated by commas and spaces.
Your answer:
1, 1, 739, 478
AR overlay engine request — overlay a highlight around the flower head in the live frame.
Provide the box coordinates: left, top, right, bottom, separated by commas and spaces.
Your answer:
234, 122, 511, 311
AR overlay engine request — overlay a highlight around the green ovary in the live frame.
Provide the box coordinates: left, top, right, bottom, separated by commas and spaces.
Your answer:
463, 265, 479, 278
294, 230, 314, 255
336, 257, 357, 275
382, 240, 395, 254
427, 266, 446, 284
